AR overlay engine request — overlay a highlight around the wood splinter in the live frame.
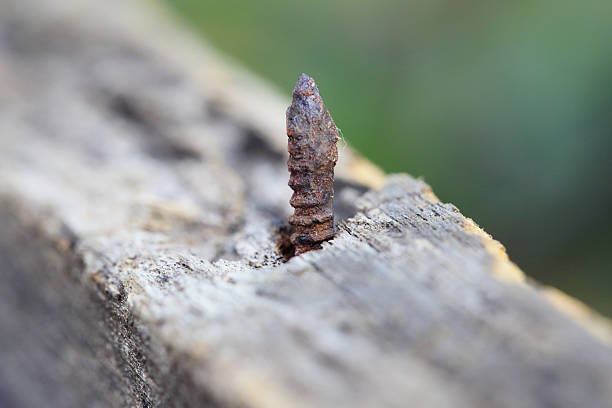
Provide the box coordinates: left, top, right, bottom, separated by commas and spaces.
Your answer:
287, 73, 339, 255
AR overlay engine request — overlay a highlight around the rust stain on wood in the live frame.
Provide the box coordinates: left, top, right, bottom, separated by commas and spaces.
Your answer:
287, 74, 338, 255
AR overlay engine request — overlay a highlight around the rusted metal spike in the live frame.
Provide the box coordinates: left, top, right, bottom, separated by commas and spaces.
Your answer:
287, 73, 338, 255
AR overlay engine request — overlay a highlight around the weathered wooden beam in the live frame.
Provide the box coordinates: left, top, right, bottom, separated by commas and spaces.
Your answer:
1, 0, 611, 407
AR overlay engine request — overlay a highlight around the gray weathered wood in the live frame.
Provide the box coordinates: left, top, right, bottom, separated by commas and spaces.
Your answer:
1, 0, 611, 407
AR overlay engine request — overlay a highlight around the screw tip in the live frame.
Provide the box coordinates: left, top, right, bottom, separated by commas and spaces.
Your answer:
294, 73, 318, 96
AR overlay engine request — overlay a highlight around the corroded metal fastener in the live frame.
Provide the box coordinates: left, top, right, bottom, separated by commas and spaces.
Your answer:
287, 73, 339, 255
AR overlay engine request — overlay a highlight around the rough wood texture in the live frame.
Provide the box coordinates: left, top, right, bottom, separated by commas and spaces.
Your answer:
1, 0, 611, 407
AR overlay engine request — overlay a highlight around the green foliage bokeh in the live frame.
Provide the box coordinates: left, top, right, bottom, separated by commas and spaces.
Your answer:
160, 0, 612, 316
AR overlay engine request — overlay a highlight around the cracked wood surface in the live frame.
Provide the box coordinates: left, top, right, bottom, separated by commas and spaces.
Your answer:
1, 0, 611, 407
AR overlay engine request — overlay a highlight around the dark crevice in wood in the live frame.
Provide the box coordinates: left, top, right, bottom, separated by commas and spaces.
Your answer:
239, 127, 284, 162
105, 93, 203, 161
333, 178, 371, 222
276, 223, 296, 261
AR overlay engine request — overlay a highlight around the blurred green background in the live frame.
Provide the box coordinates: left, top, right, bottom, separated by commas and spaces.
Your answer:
160, 0, 612, 316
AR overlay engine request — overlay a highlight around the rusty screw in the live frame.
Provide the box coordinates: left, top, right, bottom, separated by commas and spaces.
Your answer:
287, 73, 339, 255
